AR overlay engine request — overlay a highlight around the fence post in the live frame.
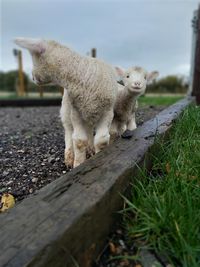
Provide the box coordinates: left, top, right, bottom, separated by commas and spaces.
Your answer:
91, 48, 96, 58
191, 5, 200, 104
13, 49, 25, 96
189, 10, 198, 93
18, 50, 25, 96
38, 86, 43, 98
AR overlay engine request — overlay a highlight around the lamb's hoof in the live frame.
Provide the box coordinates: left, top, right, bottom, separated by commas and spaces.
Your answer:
121, 129, 134, 139
86, 146, 95, 158
64, 161, 73, 169
64, 149, 74, 169
73, 160, 82, 168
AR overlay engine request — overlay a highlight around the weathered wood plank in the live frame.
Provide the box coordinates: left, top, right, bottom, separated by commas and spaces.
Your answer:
0, 97, 193, 267
0, 98, 61, 107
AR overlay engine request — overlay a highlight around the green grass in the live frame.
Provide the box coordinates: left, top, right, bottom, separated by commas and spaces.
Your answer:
123, 105, 200, 267
138, 95, 183, 106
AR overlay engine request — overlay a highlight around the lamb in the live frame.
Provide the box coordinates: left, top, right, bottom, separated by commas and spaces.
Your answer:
111, 66, 159, 136
14, 38, 118, 168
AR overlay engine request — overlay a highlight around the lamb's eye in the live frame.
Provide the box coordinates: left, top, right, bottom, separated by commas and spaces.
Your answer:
144, 75, 147, 80
126, 75, 129, 78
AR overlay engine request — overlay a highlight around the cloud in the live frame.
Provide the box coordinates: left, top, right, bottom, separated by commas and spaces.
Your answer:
1, 0, 199, 78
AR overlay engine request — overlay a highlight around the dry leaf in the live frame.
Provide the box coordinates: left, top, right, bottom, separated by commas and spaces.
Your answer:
189, 175, 197, 180
119, 259, 129, 266
0, 193, 15, 212
166, 162, 170, 173
109, 242, 116, 254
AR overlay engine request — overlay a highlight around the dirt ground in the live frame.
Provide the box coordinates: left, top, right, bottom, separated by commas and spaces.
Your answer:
0, 105, 163, 202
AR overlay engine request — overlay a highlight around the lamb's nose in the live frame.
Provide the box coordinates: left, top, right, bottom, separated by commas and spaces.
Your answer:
134, 81, 141, 87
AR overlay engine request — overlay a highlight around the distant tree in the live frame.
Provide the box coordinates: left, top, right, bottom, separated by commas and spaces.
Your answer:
0, 71, 188, 95
0, 72, 5, 90
148, 75, 188, 94
3, 71, 18, 91
0, 70, 29, 92
27, 80, 38, 92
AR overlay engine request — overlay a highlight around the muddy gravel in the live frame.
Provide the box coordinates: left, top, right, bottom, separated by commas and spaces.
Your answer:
0, 105, 163, 202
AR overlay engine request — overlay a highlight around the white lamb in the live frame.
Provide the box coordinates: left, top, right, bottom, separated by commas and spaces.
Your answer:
14, 38, 118, 168
111, 66, 159, 136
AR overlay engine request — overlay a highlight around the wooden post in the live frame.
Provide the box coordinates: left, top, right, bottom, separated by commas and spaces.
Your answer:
18, 50, 25, 96
91, 48, 96, 58
13, 49, 25, 96
191, 5, 200, 104
189, 9, 198, 93
38, 86, 43, 98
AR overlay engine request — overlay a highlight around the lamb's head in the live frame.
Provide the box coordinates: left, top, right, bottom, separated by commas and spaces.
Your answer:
14, 38, 61, 86
116, 66, 159, 95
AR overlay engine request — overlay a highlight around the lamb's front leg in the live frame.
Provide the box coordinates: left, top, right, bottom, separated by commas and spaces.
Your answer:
63, 125, 74, 168
94, 109, 113, 153
60, 96, 74, 168
71, 109, 88, 168
127, 112, 137, 131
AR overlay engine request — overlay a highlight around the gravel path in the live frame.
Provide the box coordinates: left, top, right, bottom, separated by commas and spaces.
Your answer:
0, 105, 163, 202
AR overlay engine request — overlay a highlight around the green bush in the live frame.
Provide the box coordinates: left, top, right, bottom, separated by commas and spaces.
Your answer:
0, 70, 60, 93
148, 75, 188, 94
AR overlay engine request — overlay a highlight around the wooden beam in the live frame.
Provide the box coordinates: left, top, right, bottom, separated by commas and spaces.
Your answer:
0, 97, 194, 267
0, 98, 62, 107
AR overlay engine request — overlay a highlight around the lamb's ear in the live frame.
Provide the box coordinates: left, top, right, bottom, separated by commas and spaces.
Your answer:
115, 66, 125, 77
14, 38, 46, 54
147, 71, 159, 82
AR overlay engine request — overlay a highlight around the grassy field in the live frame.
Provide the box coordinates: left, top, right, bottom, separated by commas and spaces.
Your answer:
123, 105, 200, 267
138, 95, 184, 106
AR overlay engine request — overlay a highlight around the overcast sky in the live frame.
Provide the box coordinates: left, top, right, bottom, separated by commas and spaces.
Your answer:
1, 0, 199, 77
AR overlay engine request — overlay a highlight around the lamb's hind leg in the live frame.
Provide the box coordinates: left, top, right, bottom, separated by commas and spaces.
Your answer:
71, 109, 88, 168
60, 93, 74, 168
94, 109, 113, 153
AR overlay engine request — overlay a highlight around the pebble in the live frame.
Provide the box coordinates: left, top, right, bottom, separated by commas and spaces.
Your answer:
2, 171, 9, 177
31, 177, 38, 183
48, 156, 55, 163
119, 239, 126, 249
116, 229, 122, 235
29, 188, 33, 194
0, 188, 7, 193
6, 180, 13, 186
